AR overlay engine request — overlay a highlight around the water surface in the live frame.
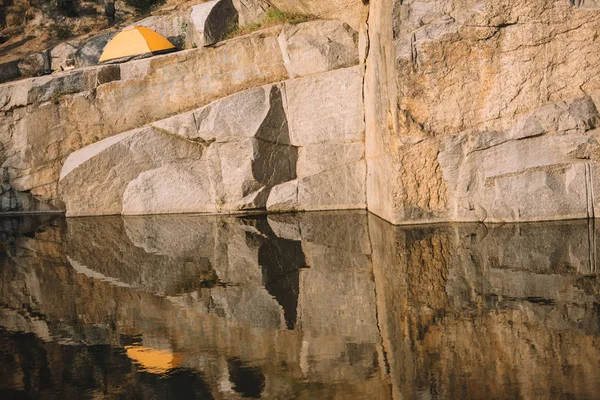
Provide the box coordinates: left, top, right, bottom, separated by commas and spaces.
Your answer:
1, 212, 600, 399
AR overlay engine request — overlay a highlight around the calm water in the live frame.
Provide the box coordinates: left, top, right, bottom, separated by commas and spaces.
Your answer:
1, 211, 600, 399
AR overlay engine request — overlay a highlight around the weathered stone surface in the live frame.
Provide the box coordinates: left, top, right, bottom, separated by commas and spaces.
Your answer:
278, 20, 359, 79
120, 138, 295, 215
364, 0, 400, 224
285, 66, 364, 146
152, 84, 291, 145
365, 0, 600, 224
0, 60, 20, 83
267, 161, 366, 211
59, 65, 364, 216
266, 66, 366, 212
1, 26, 289, 208
59, 84, 297, 216
185, 0, 238, 48
59, 128, 205, 216
49, 42, 78, 71
17, 52, 48, 77
233, 0, 270, 25
436, 97, 600, 222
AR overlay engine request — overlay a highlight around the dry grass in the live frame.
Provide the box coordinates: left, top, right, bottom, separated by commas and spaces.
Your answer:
225, 9, 316, 39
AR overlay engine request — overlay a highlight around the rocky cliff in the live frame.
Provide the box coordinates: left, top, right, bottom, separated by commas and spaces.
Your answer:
367, 0, 600, 224
1, 0, 600, 224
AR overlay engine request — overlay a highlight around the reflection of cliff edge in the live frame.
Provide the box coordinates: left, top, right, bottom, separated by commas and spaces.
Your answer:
3, 212, 600, 397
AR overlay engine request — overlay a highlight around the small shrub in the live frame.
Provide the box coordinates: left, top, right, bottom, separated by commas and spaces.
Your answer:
56, 0, 80, 17
225, 8, 315, 39
180, 20, 187, 36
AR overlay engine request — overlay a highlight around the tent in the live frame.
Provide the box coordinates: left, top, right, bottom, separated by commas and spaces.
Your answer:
99, 26, 176, 63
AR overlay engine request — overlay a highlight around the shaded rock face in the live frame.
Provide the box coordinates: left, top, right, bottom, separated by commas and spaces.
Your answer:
74, 32, 115, 68
365, 0, 600, 224
59, 66, 364, 216
3, 212, 600, 398
266, 67, 366, 212
185, 0, 239, 48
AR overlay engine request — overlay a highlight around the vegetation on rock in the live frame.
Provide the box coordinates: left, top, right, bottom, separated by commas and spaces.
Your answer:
225, 8, 315, 39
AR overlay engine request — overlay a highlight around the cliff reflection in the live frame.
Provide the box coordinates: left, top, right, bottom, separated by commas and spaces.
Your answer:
1, 213, 600, 399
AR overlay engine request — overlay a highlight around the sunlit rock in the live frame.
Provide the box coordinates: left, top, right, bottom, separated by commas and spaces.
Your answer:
278, 20, 359, 79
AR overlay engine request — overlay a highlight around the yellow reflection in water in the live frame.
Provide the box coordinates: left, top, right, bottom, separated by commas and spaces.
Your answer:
125, 346, 182, 374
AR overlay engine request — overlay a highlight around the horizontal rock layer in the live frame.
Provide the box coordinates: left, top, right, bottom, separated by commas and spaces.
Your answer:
0, 19, 359, 214
59, 66, 365, 216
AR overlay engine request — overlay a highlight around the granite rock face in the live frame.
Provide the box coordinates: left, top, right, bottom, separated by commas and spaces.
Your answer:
266, 66, 366, 212
59, 66, 364, 216
365, 0, 600, 224
278, 20, 359, 79
0, 26, 289, 210
0, 18, 363, 214
233, 0, 270, 25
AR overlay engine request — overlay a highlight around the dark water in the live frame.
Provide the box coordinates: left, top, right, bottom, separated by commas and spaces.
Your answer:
1, 212, 600, 399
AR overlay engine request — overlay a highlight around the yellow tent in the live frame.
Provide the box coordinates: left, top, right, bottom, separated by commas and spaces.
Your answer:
99, 26, 176, 63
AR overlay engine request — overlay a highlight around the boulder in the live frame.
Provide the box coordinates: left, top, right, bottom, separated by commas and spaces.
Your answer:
17, 52, 48, 77
278, 20, 359, 79
59, 128, 205, 216
50, 42, 78, 71
74, 32, 115, 67
120, 138, 296, 215
59, 84, 298, 216
185, 0, 238, 48
152, 84, 291, 145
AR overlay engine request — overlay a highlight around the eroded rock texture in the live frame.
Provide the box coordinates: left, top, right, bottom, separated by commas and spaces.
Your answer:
366, 0, 600, 224
1, 18, 361, 216
0, 27, 288, 211
59, 66, 364, 216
